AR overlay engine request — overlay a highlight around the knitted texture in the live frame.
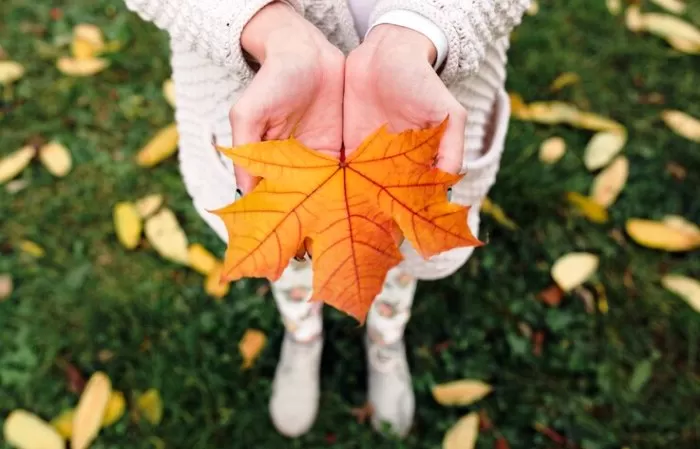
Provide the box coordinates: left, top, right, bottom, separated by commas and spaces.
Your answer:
124, 0, 527, 280
369, 0, 530, 86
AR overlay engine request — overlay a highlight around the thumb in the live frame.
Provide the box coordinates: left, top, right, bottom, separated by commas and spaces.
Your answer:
229, 105, 264, 194
434, 106, 467, 175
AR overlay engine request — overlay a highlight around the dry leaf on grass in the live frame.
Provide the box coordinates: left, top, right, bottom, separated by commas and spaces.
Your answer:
666, 36, 700, 53
136, 389, 163, 425
607, 0, 622, 15
239, 329, 267, 369
431, 380, 493, 406
4, 410, 64, 449
19, 240, 45, 258
144, 208, 189, 265
213, 119, 480, 322
626, 5, 644, 32
480, 197, 518, 230
0, 274, 12, 301
642, 13, 700, 44
661, 110, 700, 143
661, 275, 700, 313
539, 136, 566, 164
651, 0, 687, 15
0, 146, 36, 185
583, 130, 627, 171
526, 0, 538, 15
50, 409, 75, 439
549, 72, 580, 91
102, 391, 126, 427
135, 194, 163, 218
38, 141, 72, 177
626, 218, 700, 251
590, 155, 629, 207
511, 100, 624, 132
188, 243, 219, 276
136, 123, 179, 167
71, 24, 105, 59
663, 215, 700, 236
71, 371, 112, 449
566, 192, 609, 223
538, 284, 564, 307
0, 60, 25, 84
113, 202, 143, 250
551, 252, 599, 292
56, 57, 108, 76
204, 263, 230, 298
163, 79, 175, 107
443, 412, 479, 449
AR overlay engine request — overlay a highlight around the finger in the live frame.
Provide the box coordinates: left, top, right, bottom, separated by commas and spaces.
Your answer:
434, 105, 467, 174
229, 103, 264, 194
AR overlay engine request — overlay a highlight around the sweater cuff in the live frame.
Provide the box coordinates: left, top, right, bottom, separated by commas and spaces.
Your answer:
366, 10, 448, 72
230, 0, 305, 83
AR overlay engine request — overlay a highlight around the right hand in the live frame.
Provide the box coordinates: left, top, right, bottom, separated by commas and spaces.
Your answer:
232, 1, 345, 193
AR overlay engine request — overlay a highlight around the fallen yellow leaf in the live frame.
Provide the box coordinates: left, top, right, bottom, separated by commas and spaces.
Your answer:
136, 389, 163, 425
508, 92, 530, 119
19, 240, 45, 258
526, 0, 538, 15
163, 79, 175, 107
661, 110, 700, 143
480, 197, 518, 230
188, 243, 219, 276
135, 193, 164, 218
50, 409, 75, 439
4, 410, 64, 449
551, 252, 599, 292
512, 100, 624, 132
113, 202, 143, 250
626, 5, 644, 32
538, 136, 566, 164
590, 155, 629, 207
239, 329, 266, 369
0, 273, 12, 301
651, 0, 687, 15
607, 0, 622, 15
71, 24, 105, 59
71, 371, 112, 449
642, 13, 700, 45
56, 57, 108, 76
136, 123, 179, 167
549, 72, 580, 91
625, 218, 700, 252
443, 412, 479, 449
101, 391, 126, 427
566, 192, 609, 223
0, 60, 25, 84
527, 101, 579, 125
666, 36, 700, 53
0, 146, 35, 185
583, 130, 627, 170
574, 111, 626, 133
205, 263, 230, 299
663, 215, 700, 237
431, 380, 493, 406
144, 208, 190, 265
661, 275, 700, 313
38, 141, 72, 177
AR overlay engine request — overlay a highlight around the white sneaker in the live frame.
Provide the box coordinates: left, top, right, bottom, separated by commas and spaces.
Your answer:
366, 335, 415, 438
269, 332, 323, 437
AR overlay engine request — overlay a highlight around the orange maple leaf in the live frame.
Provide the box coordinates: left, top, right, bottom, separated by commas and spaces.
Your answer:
211, 118, 482, 322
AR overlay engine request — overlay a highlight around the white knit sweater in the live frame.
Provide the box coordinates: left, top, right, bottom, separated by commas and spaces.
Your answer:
124, 0, 529, 279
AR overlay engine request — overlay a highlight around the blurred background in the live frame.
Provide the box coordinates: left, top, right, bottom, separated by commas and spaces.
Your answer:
1, 0, 699, 448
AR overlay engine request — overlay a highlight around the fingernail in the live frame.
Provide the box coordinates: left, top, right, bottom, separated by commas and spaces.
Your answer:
447, 187, 453, 202
235, 189, 243, 200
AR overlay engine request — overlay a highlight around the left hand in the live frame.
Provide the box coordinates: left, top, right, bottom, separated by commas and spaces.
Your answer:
343, 24, 467, 174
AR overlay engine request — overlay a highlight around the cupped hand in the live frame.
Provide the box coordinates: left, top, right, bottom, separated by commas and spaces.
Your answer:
344, 25, 467, 174
232, 2, 345, 193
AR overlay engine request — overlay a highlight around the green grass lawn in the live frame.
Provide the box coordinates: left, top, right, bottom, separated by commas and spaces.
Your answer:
2, 1, 699, 448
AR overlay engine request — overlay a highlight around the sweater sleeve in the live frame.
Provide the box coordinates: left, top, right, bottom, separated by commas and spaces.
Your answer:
123, 0, 304, 80
368, 0, 530, 85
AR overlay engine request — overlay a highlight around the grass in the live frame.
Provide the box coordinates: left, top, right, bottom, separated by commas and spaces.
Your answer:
1, 1, 700, 448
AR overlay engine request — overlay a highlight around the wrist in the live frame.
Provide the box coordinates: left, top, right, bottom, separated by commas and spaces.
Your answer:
364, 24, 437, 66
241, 1, 318, 63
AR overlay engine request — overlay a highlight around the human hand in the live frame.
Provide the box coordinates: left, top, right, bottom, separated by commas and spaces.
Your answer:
344, 24, 467, 174
232, 1, 345, 193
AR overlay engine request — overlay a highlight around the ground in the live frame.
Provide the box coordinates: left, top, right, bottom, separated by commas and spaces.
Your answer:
1, 1, 699, 448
